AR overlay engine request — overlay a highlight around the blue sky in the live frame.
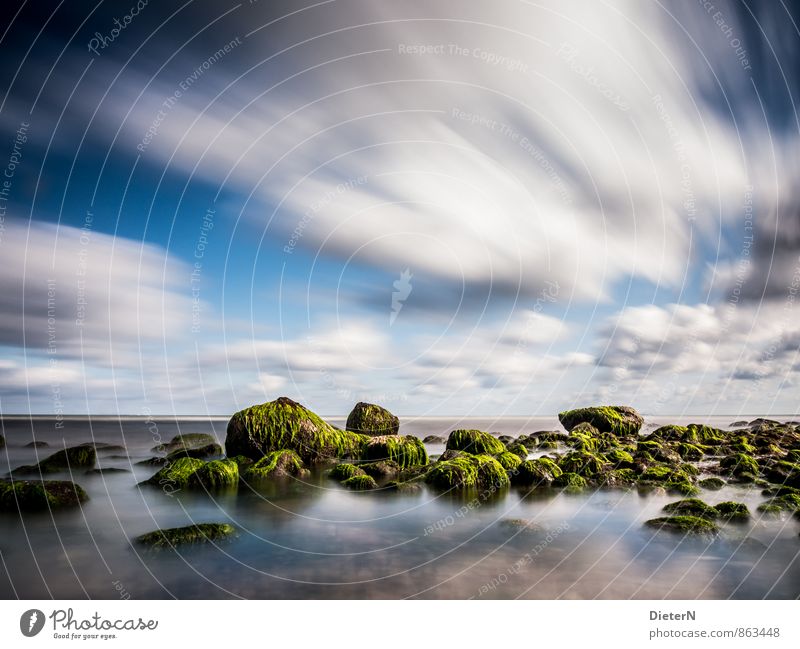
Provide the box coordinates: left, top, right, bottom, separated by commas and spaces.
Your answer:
0, 0, 798, 417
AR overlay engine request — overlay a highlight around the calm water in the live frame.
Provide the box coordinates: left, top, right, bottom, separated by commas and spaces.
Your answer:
1, 415, 799, 599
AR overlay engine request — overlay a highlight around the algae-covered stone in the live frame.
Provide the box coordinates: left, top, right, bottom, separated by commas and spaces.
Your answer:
445, 429, 505, 455
606, 449, 635, 467
0, 479, 88, 512
329, 463, 365, 481
765, 461, 800, 488
359, 460, 401, 480
553, 472, 587, 489
188, 459, 239, 489
342, 474, 378, 490
140, 457, 205, 489
13, 445, 97, 474
757, 493, 800, 513
511, 458, 562, 486
361, 435, 428, 469
645, 516, 719, 535
662, 498, 718, 519
495, 451, 522, 472
425, 454, 509, 491
558, 405, 643, 436
244, 450, 308, 480
698, 477, 725, 490
506, 442, 528, 459
136, 523, 236, 549
345, 402, 399, 436
719, 453, 759, 476
423, 435, 446, 444
558, 451, 610, 477
225, 397, 366, 463
714, 501, 749, 521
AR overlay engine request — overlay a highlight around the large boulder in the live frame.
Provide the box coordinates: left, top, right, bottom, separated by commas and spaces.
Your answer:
361, 435, 428, 469
346, 402, 399, 436
0, 479, 88, 511
225, 397, 366, 463
445, 429, 505, 455
12, 444, 97, 474
558, 406, 643, 436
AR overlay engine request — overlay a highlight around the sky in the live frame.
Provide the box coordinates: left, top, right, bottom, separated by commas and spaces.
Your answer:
0, 0, 798, 417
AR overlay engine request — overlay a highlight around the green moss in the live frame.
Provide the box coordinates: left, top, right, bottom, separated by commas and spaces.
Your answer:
665, 480, 699, 496
606, 449, 635, 467
495, 451, 522, 471
757, 493, 800, 512
698, 477, 726, 490
140, 457, 205, 488
511, 459, 561, 486
597, 468, 638, 487
663, 498, 718, 519
720, 453, 759, 476
676, 443, 706, 461
136, 523, 236, 549
649, 425, 689, 442
225, 397, 367, 463
686, 424, 726, 445
341, 474, 378, 490
14, 445, 97, 474
645, 516, 719, 535
244, 450, 308, 480
361, 435, 428, 469
553, 472, 586, 489
765, 461, 800, 488
714, 501, 749, 521
558, 451, 610, 477
425, 454, 509, 491
567, 432, 601, 453
445, 429, 505, 455
345, 402, 399, 436
640, 464, 674, 481
188, 460, 239, 489
229, 455, 254, 469
506, 443, 528, 459
0, 479, 88, 511
329, 463, 364, 480
558, 405, 643, 436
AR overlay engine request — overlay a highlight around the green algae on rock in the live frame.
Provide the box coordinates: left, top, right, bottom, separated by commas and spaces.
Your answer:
558, 451, 610, 477
0, 479, 88, 512
494, 451, 522, 472
243, 450, 308, 481
188, 459, 239, 489
720, 453, 759, 477
359, 460, 401, 480
558, 405, 643, 436
136, 523, 236, 549
698, 477, 726, 490
445, 429, 505, 455
140, 457, 205, 489
341, 474, 378, 490
662, 498, 718, 519
645, 515, 719, 535
506, 442, 528, 459
714, 501, 750, 521
757, 493, 800, 513
553, 472, 587, 490
345, 402, 399, 436
511, 458, 563, 486
13, 445, 97, 475
225, 397, 366, 463
329, 463, 365, 481
425, 454, 509, 491
361, 435, 428, 469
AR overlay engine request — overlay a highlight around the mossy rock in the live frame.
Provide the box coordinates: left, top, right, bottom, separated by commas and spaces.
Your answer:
506, 442, 528, 459
494, 451, 522, 472
665, 480, 700, 496
229, 455, 254, 469
359, 460, 401, 479
663, 498, 718, 519
385, 480, 422, 493
596, 468, 637, 487
698, 477, 725, 491
422, 435, 446, 444
567, 432, 601, 453
165, 443, 223, 461
558, 451, 610, 477
640, 464, 678, 481
649, 425, 689, 442
764, 460, 800, 488
606, 449, 635, 467
686, 424, 726, 445
341, 474, 378, 490
140, 457, 205, 489
645, 516, 719, 536
345, 402, 399, 436
329, 463, 365, 481
13, 445, 97, 474
153, 433, 218, 454
714, 501, 749, 521
757, 493, 800, 513
445, 429, 505, 455
558, 405, 643, 436
553, 472, 586, 490
244, 450, 308, 480
225, 397, 366, 463
511, 458, 563, 486
0, 479, 88, 511
425, 454, 509, 491
676, 443, 706, 461
361, 435, 428, 469
136, 523, 236, 549
188, 459, 239, 489
719, 453, 759, 476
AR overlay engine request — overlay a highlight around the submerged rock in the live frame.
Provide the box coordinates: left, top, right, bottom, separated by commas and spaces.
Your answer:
558, 405, 643, 436
422, 435, 446, 444
714, 501, 750, 521
361, 435, 428, 469
698, 477, 726, 490
645, 516, 719, 536
328, 463, 364, 481
345, 402, 399, 436
225, 397, 366, 463
511, 458, 562, 486
425, 453, 509, 491
188, 459, 239, 489
0, 479, 88, 511
243, 450, 308, 480
139, 457, 205, 489
342, 474, 378, 490
135, 523, 236, 549
445, 429, 505, 455
662, 498, 718, 519
359, 460, 401, 480
757, 493, 800, 514
12, 445, 97, 475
